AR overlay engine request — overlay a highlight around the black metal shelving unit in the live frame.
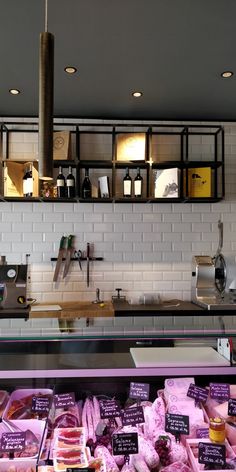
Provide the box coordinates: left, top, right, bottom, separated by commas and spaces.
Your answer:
0, 121, 225, 203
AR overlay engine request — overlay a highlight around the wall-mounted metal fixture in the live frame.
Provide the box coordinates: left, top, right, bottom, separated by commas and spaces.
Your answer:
38, 0, 54, 180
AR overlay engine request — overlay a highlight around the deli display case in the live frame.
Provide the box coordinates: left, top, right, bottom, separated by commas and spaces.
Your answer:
0, 313, 236, 471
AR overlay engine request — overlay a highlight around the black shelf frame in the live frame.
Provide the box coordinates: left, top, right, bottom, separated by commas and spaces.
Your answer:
0, 121, 225, 203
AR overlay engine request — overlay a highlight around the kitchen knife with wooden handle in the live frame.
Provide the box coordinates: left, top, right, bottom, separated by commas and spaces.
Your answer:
53, 235, 67, 282
63, 234, 75, 278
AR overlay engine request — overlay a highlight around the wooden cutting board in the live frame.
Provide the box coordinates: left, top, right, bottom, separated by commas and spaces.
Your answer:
30, 301, 114, 318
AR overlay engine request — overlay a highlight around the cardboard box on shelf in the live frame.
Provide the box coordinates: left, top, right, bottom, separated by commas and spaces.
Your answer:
3, 161, 39, 197
53, 131, 71, 160
116, 132, 146, 161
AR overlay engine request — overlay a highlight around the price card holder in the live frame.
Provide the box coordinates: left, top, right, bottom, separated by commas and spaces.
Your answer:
210, 383, 230, 401
112, 432, 138, 457
196, 428, 209, 439
228, 398, 236, 416
0, 432, 26, 459
99, 399, 121, 420
121, 406, 144, 427
129, 382, 150, 402
198, 442, 226, 467
165, 413, 189, 443
54, 392, 75, 409
187, 383, 208, 405
67, 469, 95, 472
31, 395, 50, 414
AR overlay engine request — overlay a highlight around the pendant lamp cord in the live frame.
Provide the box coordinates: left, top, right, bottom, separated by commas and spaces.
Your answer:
45, 0, 48, 32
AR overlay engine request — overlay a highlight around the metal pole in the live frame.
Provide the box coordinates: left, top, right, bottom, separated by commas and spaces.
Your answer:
38, 1, 54, 180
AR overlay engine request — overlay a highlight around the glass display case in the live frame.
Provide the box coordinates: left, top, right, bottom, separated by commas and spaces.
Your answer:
1, 314, 236, 471
0, 314, 235, 383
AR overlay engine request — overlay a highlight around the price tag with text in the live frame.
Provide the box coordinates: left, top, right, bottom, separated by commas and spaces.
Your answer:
196, 428, 209, 439
31, 395, 50, 413
187, 383, 208, 403
54, 392, 75, 408
228, 398, 236, 416
100, 399, 121, 419
210, 383, 230, 401
165, 413, 189, 436
67, 469, 95, 472
0, 432, 26, 452
198, 442, 226, 467
121, 406, 144, 427
112, 432, 138, 456
129, 382, 150, 401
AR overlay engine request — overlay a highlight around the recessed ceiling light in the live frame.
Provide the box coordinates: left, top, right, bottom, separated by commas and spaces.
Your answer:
64, 66, 77, 74
221, 71, 233, 78
132, 91, 143, 97
9, 88, 20, 95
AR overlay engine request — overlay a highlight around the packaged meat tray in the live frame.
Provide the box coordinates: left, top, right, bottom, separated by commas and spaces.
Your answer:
0, 419, 46, 472
53, 427, 86, 448
0, 390, 9, 417
53, 446, 88, 471
3, 389, 53, 422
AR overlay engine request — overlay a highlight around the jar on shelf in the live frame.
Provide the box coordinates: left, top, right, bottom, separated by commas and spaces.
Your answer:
209, 417, 226, 443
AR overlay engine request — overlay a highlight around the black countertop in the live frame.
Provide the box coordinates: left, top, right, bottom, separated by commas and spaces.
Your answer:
113, 299, 236, 316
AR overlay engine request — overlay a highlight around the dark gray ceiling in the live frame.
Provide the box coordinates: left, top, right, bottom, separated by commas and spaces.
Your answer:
1, 0, 236, 120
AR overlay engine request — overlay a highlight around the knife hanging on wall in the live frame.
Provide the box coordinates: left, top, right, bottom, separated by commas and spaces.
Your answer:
53, 235, 67, 282
63, 235, 75, 278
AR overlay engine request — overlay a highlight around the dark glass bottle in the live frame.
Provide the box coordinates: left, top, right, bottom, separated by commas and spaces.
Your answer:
123, 167, 132, 197
82, 168, 92, 198
56, 166, 66, 198
66, 166, 75, 198
134, 167, 143, 197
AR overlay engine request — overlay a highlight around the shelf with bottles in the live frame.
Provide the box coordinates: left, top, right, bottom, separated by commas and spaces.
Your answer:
79, 166, 113, 202
0, 121, 225, 203
2, 160, 39, 199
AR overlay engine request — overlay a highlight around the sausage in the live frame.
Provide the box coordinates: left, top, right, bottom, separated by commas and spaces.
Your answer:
94, 445, 119, 472
131, 454, 151, 472
120, 462, 136, 472
93, 395, 101, 430
82, 398, 89, 443
139, 436, 160, 469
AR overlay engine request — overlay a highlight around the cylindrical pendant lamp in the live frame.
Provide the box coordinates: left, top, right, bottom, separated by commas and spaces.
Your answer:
38, 2, 54, 180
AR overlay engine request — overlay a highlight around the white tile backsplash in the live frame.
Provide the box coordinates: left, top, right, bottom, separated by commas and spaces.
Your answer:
1, 119, 236, 303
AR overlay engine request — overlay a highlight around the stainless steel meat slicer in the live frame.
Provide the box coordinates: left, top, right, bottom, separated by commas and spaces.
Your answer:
0, 259, 28, 309
191, 220, 236, 309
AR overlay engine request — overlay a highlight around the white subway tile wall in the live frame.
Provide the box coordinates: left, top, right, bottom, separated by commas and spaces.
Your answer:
0, 119, 236, 304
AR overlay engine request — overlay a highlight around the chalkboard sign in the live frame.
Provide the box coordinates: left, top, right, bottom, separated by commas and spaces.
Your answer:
67, 469, 95, 472
100, 399, 121, 419
0, 432, 26, 452
121, 406, 144, 427
196, 428, 209, 439
187, 383, 208, 403
54, 392, 75, 408
198, 442, 226, 467
210, 383, 230, 401
129, 382, 150, 401
112, 432, 138, 456
165, 413, 189, 435
228, 398, 236, 416
31, 395, 50, 413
